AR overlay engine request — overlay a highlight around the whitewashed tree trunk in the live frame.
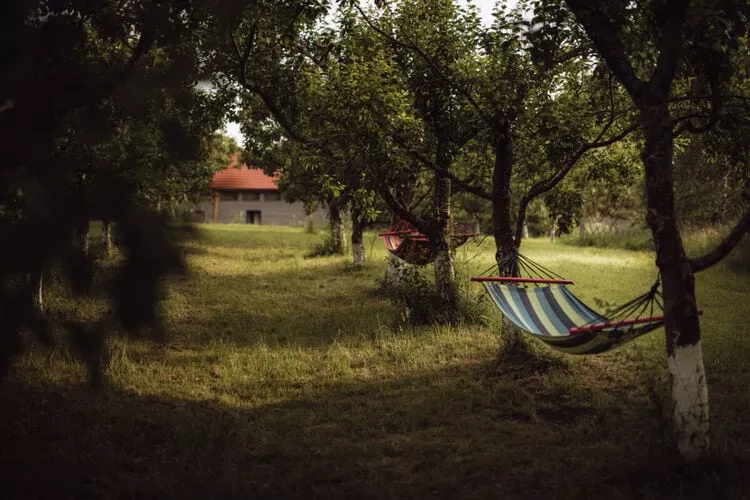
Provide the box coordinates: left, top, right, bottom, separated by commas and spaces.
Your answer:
351, 217, 365, 268
333, 219, 346, 255
501, 317, 527, 353
433, 163, 458, 319
385, 254, 408, 283
433, 248, 456, 308
75, 226, 89, 255
353, 243, 365, 267
102, 221, 112, 257
306, 214, 315, 233
351, 210, 366, 268
668, 341, 710, 461
522, 222, 529, 240
640, 99, 709, 462
327, 200, 346, 255
35, 273, 43, 311
28, 268, 43, 311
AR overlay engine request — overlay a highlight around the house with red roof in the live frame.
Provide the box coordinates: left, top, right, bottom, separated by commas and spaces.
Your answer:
195, 154, 326, 226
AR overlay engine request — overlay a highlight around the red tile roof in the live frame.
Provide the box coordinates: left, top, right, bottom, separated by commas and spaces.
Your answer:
211, 154, 279, 191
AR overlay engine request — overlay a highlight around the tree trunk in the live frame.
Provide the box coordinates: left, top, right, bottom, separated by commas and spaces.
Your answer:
490, 117, 530, 353
306, 214, 315, 233
522, 222, 529, 240
351, 208, 366, 268
560, 0, 707, 461
385, 209, 410, 284
433, 245, 456, 306
385, 253, 408, 284
642, 98, 708, 462
432, 167, 457, 318
102, 220, 112, 257
491, 120, 516, 271
28, 267, 43, 312
327, 198, 346, 255
74, 220, 89, 256
667, 341, 709, 460
501, 316, 527, 352
35, 273, 43, 311
549, 218, 556, 243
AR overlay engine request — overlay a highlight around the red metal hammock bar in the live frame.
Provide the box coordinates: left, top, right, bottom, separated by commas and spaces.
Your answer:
568, 315, 665, 335
470, 276, 575, 285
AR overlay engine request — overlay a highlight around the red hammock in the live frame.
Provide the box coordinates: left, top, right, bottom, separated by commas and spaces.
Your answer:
378, 220, 478, 266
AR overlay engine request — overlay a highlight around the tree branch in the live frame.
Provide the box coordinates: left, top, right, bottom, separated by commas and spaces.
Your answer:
672, 111, 716, 135
102, 27, 155, 95
231, 25, 256, 86
124, 25, 155, 74
391, 133, 493, 200
521, 75, 638, 207
433, 165, 492, 200
231, 27, 317, 149
410, 187, 431, 212
513, 104, 640, 244
563, 0, 642, 99
380, 188, 432, 237
690, 208, 750, 273
669, 93, 750, 104
649, 0, 690, 96
727, 111, 750, 126
353, 1, 492, 128
551, 45, 592, 66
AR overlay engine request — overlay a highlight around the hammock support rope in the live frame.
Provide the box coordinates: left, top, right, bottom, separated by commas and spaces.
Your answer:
473, 251, 664, 355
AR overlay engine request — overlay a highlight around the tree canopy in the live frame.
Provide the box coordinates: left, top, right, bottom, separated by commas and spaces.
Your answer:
0, 0, 230, 381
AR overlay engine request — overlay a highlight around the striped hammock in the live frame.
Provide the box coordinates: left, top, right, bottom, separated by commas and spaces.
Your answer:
474, 276, 664, 355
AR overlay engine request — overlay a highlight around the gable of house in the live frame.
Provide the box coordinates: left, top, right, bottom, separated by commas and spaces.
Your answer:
194, 154, 326, 226
211, 154, 279, 192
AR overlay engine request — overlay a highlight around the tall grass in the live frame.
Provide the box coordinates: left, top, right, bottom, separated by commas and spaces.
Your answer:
1, 225, 749, 499
561, 229, 655, 251
682, 227, 750, 273
562, 224, 750, 273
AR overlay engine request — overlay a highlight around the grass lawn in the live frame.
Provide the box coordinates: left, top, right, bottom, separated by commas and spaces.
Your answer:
2, 224, 750, 499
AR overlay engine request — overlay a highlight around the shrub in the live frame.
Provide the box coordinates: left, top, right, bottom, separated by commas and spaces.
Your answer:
726, 235, 750, 273
561, 230, 654, 252
378, 265, 486, 327
306, 231, 343, 257
562, 224, 749, 273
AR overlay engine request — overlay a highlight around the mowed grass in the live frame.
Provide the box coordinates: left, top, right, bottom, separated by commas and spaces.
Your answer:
3, 224, 750, 499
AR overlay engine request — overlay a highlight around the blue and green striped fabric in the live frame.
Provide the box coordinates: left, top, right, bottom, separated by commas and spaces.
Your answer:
482, 283, 663, 355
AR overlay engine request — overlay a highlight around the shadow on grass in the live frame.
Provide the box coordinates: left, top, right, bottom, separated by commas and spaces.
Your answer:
164, 261, 398, 349
2, 360, 748, 500
41, 256, 394, 351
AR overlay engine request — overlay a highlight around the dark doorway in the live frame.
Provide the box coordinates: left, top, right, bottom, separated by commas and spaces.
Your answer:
191, 210, 205, 223
246, 210, 261, 224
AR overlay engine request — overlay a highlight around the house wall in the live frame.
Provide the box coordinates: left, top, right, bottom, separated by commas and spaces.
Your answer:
195, 191, 328, 227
